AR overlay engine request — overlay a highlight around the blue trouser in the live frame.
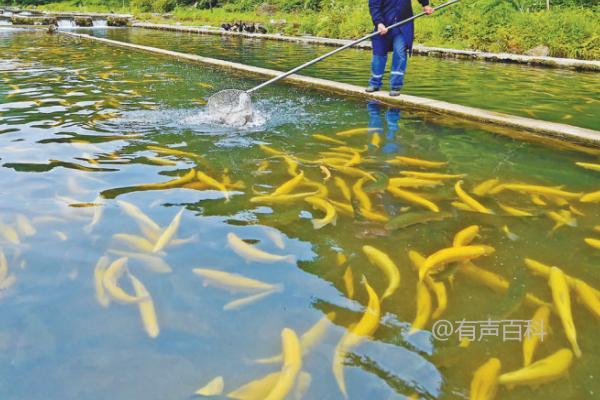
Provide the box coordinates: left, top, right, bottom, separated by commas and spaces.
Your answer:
368, 33, 408, 89
367, 101, 401, 154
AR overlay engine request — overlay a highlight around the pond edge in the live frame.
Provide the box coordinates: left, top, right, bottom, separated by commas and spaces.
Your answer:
59, 31, 600, 148
132, 23, 600, 72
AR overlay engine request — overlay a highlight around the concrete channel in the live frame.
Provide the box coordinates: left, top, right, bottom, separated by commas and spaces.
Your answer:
133, 23, 600, 72
59, 31, 599, 148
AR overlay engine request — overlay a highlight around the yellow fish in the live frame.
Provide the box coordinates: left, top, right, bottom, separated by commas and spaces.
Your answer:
84, 196, 105, 234
498, 348, 573, 388
94, 256, 111, 308
334, 177, 352, 202
265, 229, 285, 250
146, 156, 177, 166
117, 200, 161, 241
386, 156, 447, 168
497, 202, 533, 217
573, 278, 600, 319
333, 278, 380, 398
15, 214, 36, 237
336, 127, 373, 137
328, 164, 374, 180
548, 267, 581, 358
569, 205, 585, 216
499, 225, 518, 241
408, 250, 447, 319
271, 171, 305, 196
472, 178, 500, 197
197, 82, 214, 89
153, 208, 184, 253
195, 376, 224, 396
256, 160, 270, 173
530, 193, 547, 206
524, 258, 600, 300
420, 245, 495, 280
192, 268, 280, 293
580, 190, 600, 203
388, 177, 443, 188
250, 191, 319, 205
453, 225, 480, 247
228, 372, 281, 400
223, 290, 279, 311
387, 186, 439, 212
259, 144, 285, 156
305, 196, 337, 229
108, 249, 172, 274
0, 250, 8, 282
575, 161, 600, 172
343, 151, 361, 167
490, 183, 581, 199
330, 199, 355, 217
359, 208, 389, 222
409, 281, 432, 334
352, 178, 372, 211
312, 133, 347, 145
319, 152, 352, 160
523, 305, 551, 367
584, 237, 600, 249
255, 312, 335, 364
264, 328, 302, 400
113, 233, 157, 254
196, 171, 230, 201
455, 181, 493, 214
547, 210, 577, 232
470, 357, 501, 400
362, 245, 401, 300
103, 257, 146, 304
0, 222, 20, 245
299, 179, 328, 197
147, 145, 199, 159
400, 171, 465, 180
128, 273, 160, 338
370, 132, 381, 148
320, 165, 332, 181
227, 232, 295, 264
343, 266, 354, 299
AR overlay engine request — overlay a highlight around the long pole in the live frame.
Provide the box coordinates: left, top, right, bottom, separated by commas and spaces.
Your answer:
246, 0, 461, 94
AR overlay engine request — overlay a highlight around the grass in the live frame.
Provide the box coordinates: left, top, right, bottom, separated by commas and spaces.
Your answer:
8, 0, 600, 59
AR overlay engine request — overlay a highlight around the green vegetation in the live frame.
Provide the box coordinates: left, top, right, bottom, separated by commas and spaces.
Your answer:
2, 0, 598, 59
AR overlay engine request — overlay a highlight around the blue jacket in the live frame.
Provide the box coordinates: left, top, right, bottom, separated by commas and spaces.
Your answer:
368, 0, 429, 55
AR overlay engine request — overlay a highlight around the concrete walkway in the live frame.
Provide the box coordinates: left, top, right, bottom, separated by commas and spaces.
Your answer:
133, 23, 600, 72
60, 31, 600, 147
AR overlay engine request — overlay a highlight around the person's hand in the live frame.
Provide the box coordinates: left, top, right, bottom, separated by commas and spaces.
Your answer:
377, 23, 388, 35
423, 5, 434, 14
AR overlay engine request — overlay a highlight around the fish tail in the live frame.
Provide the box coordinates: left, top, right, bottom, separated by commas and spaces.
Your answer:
285, 255, 297, 264
311, 220, 325, 230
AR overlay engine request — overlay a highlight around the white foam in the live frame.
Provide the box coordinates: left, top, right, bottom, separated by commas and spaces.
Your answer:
92, 19, 107, 27
57, 19, 76, 29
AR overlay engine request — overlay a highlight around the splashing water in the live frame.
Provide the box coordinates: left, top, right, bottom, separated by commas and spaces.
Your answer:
207, 89, 254, 126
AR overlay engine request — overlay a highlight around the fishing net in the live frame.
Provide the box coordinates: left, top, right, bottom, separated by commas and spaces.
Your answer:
207, 89, 254, 126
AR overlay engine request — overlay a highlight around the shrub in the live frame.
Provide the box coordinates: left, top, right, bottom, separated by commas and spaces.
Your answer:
131, 0, 154, 12
153, 0, 177, 12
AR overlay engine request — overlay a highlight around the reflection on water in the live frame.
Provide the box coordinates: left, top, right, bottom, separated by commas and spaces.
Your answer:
1, 30, 599, 400
83, 28, 600, 131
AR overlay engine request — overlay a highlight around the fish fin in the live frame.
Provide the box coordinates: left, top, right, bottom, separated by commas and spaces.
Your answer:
311, 220, 325, 230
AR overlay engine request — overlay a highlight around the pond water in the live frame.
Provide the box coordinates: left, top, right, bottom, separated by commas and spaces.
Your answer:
82, 28, 600, 131
1, 29, 600, 400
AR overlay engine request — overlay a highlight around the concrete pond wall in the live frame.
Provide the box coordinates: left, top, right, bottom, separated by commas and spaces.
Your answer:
59, 31, 600, 149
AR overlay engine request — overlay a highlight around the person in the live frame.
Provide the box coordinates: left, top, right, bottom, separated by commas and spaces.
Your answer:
366, 0, 434, 96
